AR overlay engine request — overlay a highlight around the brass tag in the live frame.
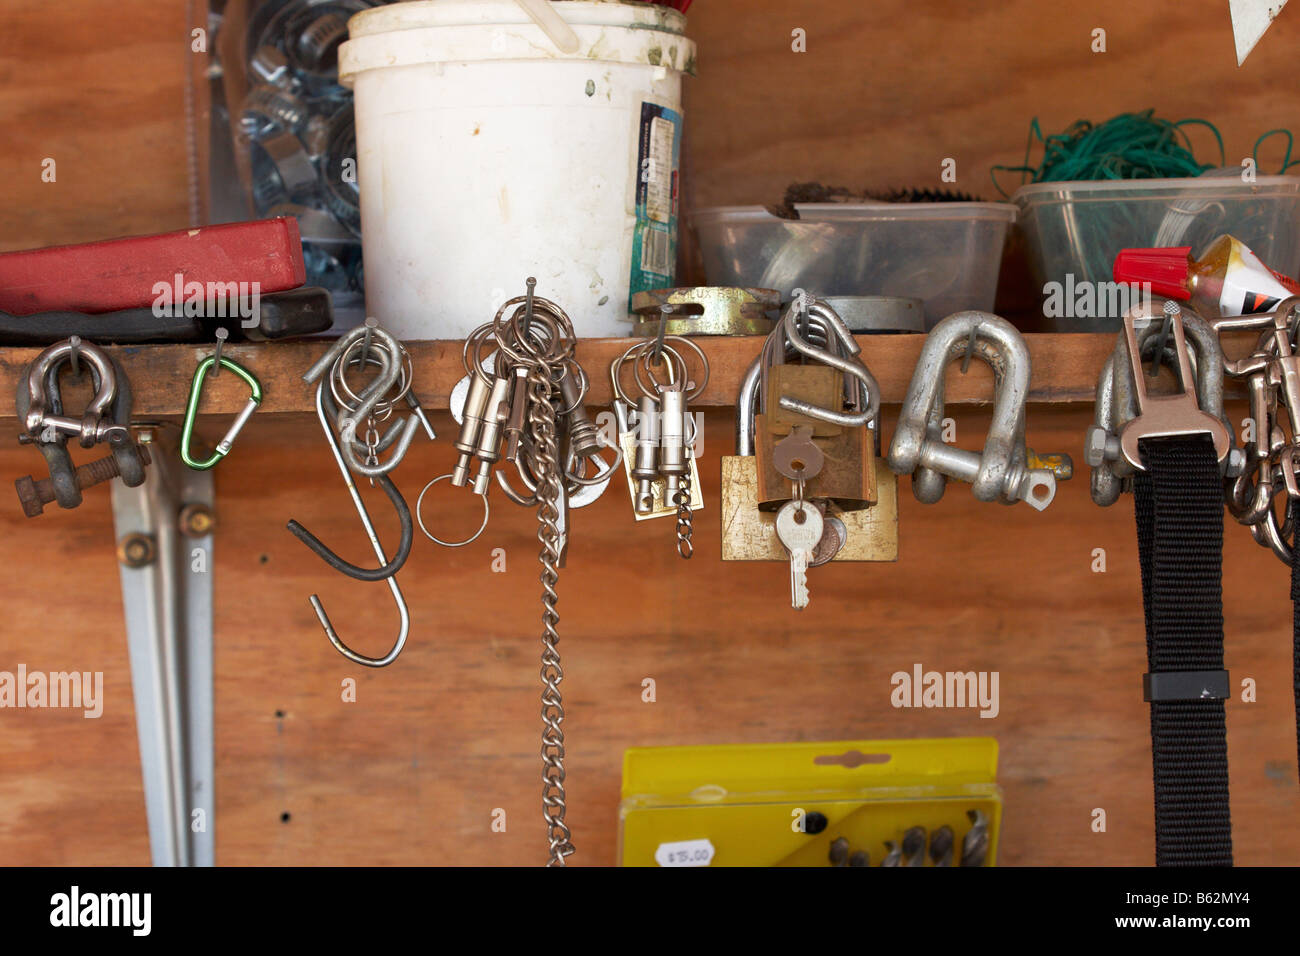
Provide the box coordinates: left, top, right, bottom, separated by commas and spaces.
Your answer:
720, 456, 898, 561
617, 431, 705, 521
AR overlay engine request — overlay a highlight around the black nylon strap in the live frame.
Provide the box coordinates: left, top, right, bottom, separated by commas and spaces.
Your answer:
1134, 434, 1233, 867
1292, 503, 1300, 786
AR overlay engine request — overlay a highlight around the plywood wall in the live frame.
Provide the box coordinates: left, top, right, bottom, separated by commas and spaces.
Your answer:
1, 1, 1298, 866
2, 407, 1298, 866
682, 0, 1300, 209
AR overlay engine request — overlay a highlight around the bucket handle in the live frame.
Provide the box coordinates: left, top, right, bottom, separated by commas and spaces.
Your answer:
515, 0, 580, 53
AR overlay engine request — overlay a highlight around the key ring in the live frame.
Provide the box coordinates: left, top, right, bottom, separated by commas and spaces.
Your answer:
332, 338, 413, 423
566, 433, 622, 487
417, 474, 490, 548
637, 335, 710, 402
634, 341, 688, 398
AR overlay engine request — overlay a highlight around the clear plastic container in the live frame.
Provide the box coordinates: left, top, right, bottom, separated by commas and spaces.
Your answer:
1012, 175, 1300, 329
690, 203, 1016, 328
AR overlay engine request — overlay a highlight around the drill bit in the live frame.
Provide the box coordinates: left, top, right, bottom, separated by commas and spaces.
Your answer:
928, 825, 955, 867
827, 837, 850, 867
902, 826, 927, 866
848, 850, 870, 867
959, 810, 990, 867
880, 841, 902, 867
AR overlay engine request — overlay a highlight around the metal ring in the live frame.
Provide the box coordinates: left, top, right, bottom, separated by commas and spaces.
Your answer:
416, 474, 490, 548
646, 334, 711, 401
565, 435, 622, 487
611, 343, 653, 408
492, 296, 564, 365
463, 323, 498, 383
333, 339, 412, 418
495, 296, 575, 367
330, 349, 397, 424
635, 341, 688, 399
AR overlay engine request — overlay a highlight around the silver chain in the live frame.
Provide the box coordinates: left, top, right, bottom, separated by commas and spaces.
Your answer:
526, 363, 572, 866
486, 286, 580, 865
674, 467, 694, 559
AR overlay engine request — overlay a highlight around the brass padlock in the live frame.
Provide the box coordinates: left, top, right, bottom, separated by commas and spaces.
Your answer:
754, 411, 877, 511
764, 364, 844, 437
750, 299, 878, 511
721, 296, 898, 564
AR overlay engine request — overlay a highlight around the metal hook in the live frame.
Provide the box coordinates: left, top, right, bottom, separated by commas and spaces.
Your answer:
303, 321, 424, 477
960, 323, 978, 374
1148, 300, 1178, 378
287, 381, 411, 668
287, 383, 414, 582
68, 335, 82, 379
522, 276, 537, 337
360, 318, 374, 373
652, 304, 670, 363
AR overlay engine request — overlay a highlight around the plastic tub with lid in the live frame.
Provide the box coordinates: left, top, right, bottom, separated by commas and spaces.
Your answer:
690, 203, 1016, 329
1011, 175, 1300, 328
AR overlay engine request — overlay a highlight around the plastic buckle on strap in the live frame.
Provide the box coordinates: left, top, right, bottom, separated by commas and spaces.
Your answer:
1143, 669, 1230, 702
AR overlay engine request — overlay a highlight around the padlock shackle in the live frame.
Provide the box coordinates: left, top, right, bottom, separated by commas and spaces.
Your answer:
735, 356, 761, 456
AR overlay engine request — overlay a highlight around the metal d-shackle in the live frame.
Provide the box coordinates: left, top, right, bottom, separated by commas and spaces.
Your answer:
888, 311, 1059, 510
23, 336, 124, 446
15, 337, 148, 512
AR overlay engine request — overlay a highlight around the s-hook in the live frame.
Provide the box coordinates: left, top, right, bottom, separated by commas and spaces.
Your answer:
287, 380, 411, 668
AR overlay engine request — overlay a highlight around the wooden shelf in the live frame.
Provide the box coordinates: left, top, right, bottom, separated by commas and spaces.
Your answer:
0, 333, 1136, 417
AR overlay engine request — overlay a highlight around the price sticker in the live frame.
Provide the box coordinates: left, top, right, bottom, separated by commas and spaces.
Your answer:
654, 838, 715, 867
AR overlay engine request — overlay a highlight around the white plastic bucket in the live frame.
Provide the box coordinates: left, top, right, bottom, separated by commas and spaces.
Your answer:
339, 0, 696, 339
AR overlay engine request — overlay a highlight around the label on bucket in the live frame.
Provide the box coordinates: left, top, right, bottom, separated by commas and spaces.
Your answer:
629, 102, 682, 309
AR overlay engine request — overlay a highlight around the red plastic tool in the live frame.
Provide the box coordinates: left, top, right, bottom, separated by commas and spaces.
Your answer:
0, 217, 306, 316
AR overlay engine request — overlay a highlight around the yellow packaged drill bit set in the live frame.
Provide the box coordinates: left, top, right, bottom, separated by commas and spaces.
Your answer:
619, 738, 1001, 867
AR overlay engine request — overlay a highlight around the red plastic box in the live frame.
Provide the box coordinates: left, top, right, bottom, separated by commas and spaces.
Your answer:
0, 217, 306, 316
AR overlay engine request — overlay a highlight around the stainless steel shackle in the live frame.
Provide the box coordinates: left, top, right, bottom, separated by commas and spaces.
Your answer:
1084, 303, 1241, 507
23, 337, 124, 446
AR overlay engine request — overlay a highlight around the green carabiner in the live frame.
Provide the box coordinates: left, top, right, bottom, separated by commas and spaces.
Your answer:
181, 356, 263, 470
